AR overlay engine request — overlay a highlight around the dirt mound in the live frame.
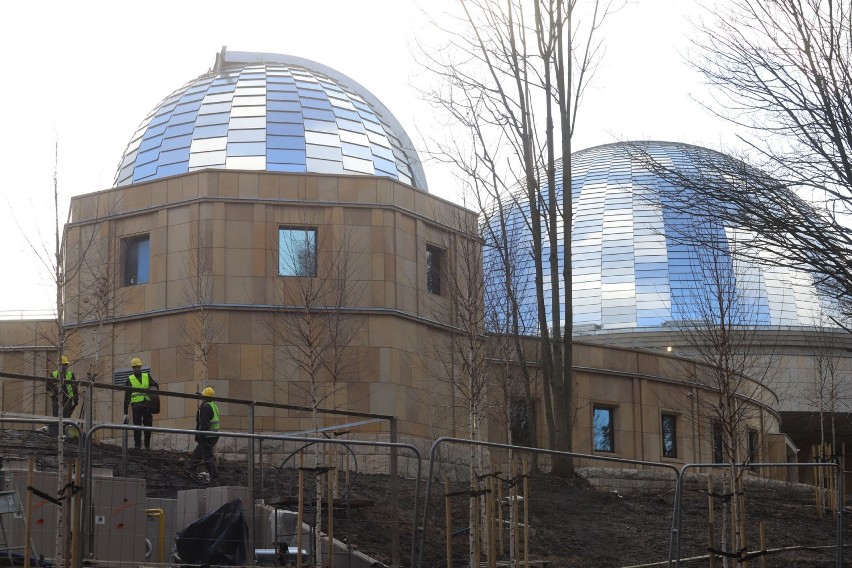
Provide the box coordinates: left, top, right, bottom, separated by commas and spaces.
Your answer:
1, 428, 847, 567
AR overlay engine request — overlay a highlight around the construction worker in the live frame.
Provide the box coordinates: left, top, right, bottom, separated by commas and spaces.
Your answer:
122, 357, 159, 449
48, 355, 78, 435
185, 387, 220, 484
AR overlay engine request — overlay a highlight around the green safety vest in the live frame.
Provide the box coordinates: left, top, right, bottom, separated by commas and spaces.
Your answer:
128, 373, 151, 404
207, 401, 220, 433
52, 370, 74, 398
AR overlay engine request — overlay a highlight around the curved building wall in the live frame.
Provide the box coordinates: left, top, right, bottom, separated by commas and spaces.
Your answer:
63, 170, 474, 444
485, 141, 834, 333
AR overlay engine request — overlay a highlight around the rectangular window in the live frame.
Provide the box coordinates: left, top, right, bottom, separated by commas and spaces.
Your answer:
593, 406, 615, 453
748, 429, 759, 465
712, 422, 724, 463
661, 413, 678, 458
426, 244, 443, 295
279, 227, 317, 277
122, 235, 150, 286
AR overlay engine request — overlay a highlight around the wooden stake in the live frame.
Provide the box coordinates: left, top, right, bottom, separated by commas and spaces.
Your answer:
297, 468, 304, 568
739, 475, 748, 568
328, 464, 334, 568
512, 460, 520, 567
828, 444, 836, 514
487, 476, 495, 568
815, 444, 824, 518
730, 473, 738, 568
497, 469, 504, 559
444, 478, 452, 568
759, 520, 767, 568
71, 459, 81, 568
707, 476, 716, 568
840, 442, 849, 507
473, 480, 481, 568
24, 459, 34, 568
64, 461, 72, 565
523, 459, 529, 568
345, 446, 350, 494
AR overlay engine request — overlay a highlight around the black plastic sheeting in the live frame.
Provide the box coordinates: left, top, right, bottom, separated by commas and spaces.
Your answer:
0, 551, 54, 568
174, 499, 249, 565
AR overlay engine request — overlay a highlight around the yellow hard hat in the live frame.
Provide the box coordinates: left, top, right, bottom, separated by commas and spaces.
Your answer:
131, 357, 142, 367
202, 387, 215, 397
60, 356, 69, 365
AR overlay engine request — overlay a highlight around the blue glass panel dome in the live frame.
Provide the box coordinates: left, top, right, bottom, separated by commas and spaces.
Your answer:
485, 141, 832, 332
114, 49, 427, 190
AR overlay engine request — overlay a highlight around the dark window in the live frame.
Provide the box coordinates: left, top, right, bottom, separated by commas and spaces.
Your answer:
122, 235, 150, 286
279, 227, 317, 277
510, 398, 535, 447
712, 422, 724, 463
593, 406, 615, 453
748, 429, 759, 465
662, 413, 677, 458
426, 245, 443, 295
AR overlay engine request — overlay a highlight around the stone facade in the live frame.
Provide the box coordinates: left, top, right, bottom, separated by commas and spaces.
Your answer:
0, 169, 790, 475
57, 171, 476, 440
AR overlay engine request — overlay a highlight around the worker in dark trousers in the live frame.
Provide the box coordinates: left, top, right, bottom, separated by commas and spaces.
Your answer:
123, 357, 158, 449
48, 355, 78, 436
186, 387, 220, 484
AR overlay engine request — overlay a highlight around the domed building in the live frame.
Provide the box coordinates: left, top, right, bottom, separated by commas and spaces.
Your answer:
0, 51, 801, 476
485, 141, 852, 462
487, 141, 834, 330
113, 49, 427, 190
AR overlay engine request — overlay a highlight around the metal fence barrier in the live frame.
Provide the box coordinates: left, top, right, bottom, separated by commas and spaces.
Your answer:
416, 438, 846, 568
674, 461, 843, 568
418, 437, 683, 568
79, 424, 422, 568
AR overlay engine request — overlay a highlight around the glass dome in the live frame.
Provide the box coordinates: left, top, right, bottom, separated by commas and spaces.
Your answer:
113, 49, 427, 190
484, 141, 834, 333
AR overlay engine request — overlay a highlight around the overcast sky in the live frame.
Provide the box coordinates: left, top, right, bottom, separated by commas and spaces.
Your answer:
0, 0, 734, 315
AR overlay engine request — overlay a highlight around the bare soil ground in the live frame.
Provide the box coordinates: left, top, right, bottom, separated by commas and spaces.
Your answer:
2, 428, 849, 567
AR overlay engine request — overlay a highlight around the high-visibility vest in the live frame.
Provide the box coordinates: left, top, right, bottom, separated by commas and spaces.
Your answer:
52, 370, 74, 398
128, 373, 151, 404
207, 401, 220, 433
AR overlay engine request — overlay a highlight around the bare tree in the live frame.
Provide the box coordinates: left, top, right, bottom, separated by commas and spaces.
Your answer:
665, 222, 781, 563
13, 139, 108, 568
10, 139, 131, 566
427, 208, 493, 566
481, 207, 541, 472
418, 0, 616, 474
807, 319, 852, 454
267, 214, 365, 567
179, 222, 222, 389
434, 231, 491, 448
685, 0, 852, 319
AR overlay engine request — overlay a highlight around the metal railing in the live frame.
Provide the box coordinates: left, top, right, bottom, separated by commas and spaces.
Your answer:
79, 423, 423, 568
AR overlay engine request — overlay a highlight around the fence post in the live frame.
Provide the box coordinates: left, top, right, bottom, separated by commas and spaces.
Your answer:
511, 459, 519, 566
497, 467, 504, 559
247, 402, 255, 566
523, 461, 529, 568
708, 476, 717, 568
24, 458, 34, 568
488, 475, 496, 568
444, 478, 452, 568
297, 467, 304, 568
390, 417, 399, 567
836, 461, 844, 568
71, 459, 81, 568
